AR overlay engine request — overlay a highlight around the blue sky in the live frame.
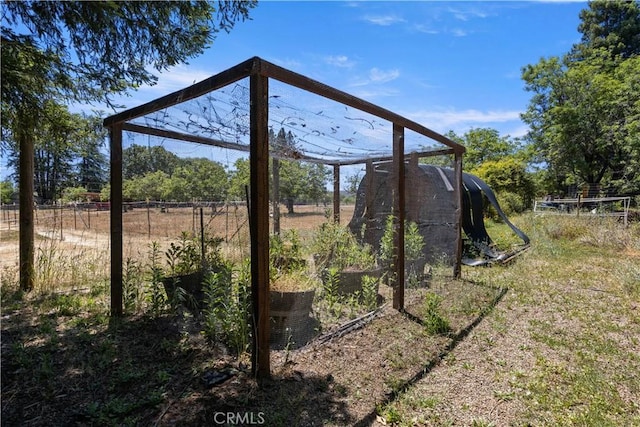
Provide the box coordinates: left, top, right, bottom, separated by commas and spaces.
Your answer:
115, 0, 585, 137
1, 1, 587, 181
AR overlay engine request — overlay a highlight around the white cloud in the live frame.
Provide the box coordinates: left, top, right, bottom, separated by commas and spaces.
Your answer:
407, 108, 522, 132
363, 14, 405, 26
413, 24, 439, 35
505, 124, 530, 138
349, 67, 400, 88
448, 7, 489, 21
351, 87, 400, 100
369, 68, 400, 83
324, 55, 356, 68
451, 28, 468, 37
138, 64, 212, 94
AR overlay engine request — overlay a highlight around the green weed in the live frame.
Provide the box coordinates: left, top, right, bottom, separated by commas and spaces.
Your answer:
146, 241, 167, 317
422, 292, 451, 336
202, 260, 250, 356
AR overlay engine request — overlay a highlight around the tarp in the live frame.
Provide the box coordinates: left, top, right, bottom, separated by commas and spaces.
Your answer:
461, 172, 529, 265
348, 163, 529, 267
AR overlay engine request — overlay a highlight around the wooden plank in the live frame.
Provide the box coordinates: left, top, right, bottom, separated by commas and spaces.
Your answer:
109, 123, 124, 316
392, 124, 405, 310
103, 57, 257, 126
19, 123, 35, 292
250, 72, 271, 380
122, 123, 251, 153
325, 148, 455, 167
333, 165, 340, 223
122, 123, 341, 165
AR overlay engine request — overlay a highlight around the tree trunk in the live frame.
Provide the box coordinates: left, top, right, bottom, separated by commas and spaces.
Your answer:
19, 121, 35, 292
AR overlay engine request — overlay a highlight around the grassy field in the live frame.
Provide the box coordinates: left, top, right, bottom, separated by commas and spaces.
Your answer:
1, 211, 638, 426
377, 214, 640, 426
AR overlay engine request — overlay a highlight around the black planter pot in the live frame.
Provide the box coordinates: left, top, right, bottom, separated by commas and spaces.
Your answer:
162, 268, 231, 310
162, 271, 206, 309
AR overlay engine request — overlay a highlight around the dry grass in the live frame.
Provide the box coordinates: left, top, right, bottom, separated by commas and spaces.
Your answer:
1, 210, 639, 426
379, 214, 640, 426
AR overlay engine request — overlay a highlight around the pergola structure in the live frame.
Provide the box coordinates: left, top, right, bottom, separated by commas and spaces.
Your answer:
103, 56, 465, 379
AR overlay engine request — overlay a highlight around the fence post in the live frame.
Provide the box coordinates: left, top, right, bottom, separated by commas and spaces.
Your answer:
59, 205, 63, 241
147, 199, 151, 239
577, 194, 581, 218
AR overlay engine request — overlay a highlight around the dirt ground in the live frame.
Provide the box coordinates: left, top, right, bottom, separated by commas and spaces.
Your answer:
1, 276, 506, 426
0, 204, 345, 268
1, 203, 505, 426
2, 208, 638, 426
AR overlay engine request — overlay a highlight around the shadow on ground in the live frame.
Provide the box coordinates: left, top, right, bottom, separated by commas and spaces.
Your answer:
353, 281, 508, 426
0, 293, 353, 426
1, 279, 506, 426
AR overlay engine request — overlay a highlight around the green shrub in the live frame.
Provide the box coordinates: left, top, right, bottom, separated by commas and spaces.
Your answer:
202, 260, 251, 356
422, 292, 450, 336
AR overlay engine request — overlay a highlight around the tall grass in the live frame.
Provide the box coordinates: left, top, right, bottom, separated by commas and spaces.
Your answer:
0, 234, 110, 296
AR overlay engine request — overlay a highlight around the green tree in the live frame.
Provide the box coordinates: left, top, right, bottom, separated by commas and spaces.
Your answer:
123, 171, 172, 201
271, 128, 330, 213
75, 115, 108, 193
61, 186, 88, 204
299, 163, 330, 205
100, 183, 110, 202
573, 0, 640, 61
0, 179, 15, 204
471, 157, 536, 213
523, 57, 618, 187
228, 158, 250, 201
2, 1, 255, 292
278, 159, 307, 213
2, 1, 256, 107
6, 103, 107, 202
164, 175, 190, 202
443, 128, 519, 170
122, 144, 183, 180
174, 158, 228, 201
345, 171, 363, 195
33, 104, 77, 202
521, 0, 640, 195
227, 128, 331, 211
609, 55, 640, 194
